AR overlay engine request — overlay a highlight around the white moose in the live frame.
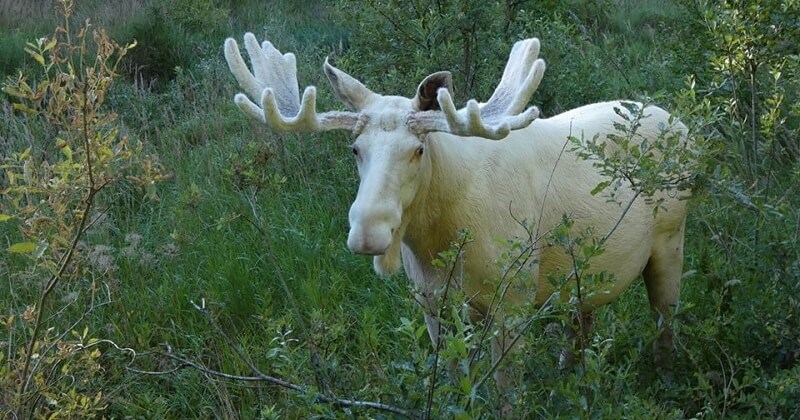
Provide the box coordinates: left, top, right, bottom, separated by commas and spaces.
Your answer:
224, 33, 689, 390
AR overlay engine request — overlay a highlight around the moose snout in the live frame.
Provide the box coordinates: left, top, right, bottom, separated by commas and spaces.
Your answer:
347, 228, 391, 255
347, 202, 400, 255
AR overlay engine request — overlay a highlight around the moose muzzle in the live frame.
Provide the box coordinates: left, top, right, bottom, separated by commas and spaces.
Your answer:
347, 199, 400, 255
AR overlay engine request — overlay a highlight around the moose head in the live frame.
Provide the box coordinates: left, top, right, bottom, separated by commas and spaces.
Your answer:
224, 33, 545, 275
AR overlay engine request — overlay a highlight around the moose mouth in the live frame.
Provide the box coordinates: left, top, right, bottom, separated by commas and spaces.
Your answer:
355, 248, 388, 256
347, 225, 397, 256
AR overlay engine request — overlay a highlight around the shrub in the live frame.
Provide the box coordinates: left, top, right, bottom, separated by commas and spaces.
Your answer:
0, 1, 166, 416
120, 9, 196, 90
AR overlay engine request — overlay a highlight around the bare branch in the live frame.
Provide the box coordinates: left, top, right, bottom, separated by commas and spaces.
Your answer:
129, 304, 413, 418
426, 233, 472, 419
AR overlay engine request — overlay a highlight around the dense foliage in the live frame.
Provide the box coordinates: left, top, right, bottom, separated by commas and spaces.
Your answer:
1, 0, 798, 417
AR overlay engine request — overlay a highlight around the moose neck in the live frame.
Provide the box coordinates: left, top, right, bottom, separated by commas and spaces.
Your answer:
401, 132, 490, 263
398, 120, 563, 273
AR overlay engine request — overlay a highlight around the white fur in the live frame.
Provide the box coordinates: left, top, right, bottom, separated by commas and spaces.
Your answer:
225, 34, 690, 390
352, 99, 688, 306
351, 99, 689, 391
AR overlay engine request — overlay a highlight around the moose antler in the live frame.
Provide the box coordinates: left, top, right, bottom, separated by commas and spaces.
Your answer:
435, 38, 546, 140
224, 33, 359, 132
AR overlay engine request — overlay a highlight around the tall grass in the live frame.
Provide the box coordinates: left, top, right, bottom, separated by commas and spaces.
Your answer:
2, 0, 799, 417
0, 0, 151, 29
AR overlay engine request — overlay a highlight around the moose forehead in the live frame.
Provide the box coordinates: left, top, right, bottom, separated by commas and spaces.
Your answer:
357, 112, 401, 133
355, 98, 417, 136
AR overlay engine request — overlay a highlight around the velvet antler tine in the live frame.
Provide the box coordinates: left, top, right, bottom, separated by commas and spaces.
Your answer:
224, 34, 359, 132
436, 89, 511, 140
507, 59, 546, 116
224, 37, 263, 101
233, 93, 267, 123
437, 88, 460, 132
423, 37, 545, 140
293, 86, 320, 130
244, 33, 270, 87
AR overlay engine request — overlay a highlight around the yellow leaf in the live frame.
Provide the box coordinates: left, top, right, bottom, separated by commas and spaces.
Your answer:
57, 138, 72, 161
0, 214, 11, 222
44, 37, 57, 51
24, 47, 44, 66
2, 85, 26, 98
12, 103, 36, 115
9, 242, 37, 254
19, 147, 31, 160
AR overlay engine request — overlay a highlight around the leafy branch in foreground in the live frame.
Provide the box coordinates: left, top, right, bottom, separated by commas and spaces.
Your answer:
1, 0, 166, 417
570, 100, 701, 213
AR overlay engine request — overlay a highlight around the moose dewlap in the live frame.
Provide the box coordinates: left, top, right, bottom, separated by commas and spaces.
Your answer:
224, 33, 690, 390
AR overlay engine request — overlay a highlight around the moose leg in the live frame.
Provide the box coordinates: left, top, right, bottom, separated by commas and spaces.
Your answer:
490, 329, 517, 390
490, 329, 520, 418
412, 285, 466, 384
643, 221, 685, 365
559, 310, 595, 368
404, 247, 449, 354
414, 290, 445, 349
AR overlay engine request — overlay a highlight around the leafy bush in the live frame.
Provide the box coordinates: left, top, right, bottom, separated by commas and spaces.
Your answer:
2, 0, 799, 417
336, 0, 693, 115
0, 1, 166, 416
119, 9, 197, 90
114, 0, 232, 90
336, 0, 515, 101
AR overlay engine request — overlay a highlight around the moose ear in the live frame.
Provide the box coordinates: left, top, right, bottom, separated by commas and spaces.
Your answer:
324, 58, 376, 111
412, 71, 453, 111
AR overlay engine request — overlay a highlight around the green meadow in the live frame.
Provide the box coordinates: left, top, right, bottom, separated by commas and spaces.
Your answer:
1, 0, 798, 417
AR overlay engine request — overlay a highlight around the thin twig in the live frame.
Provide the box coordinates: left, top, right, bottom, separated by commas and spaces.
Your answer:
467, 136, 570, 376
566, 243, 588, 375
139, 349, 411, 416
471, 186, 643, 392
473, 293, 557, 390
469, 210, 550, 372
130, 306, 413, 418
372, 5, 428, 52
425, 236, 470, 420
190, 299, 265, 381
19, 145, 102, 397
27, 282, 113, 398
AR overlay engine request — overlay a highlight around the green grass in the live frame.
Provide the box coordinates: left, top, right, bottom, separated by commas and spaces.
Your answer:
2, 0, 799, 418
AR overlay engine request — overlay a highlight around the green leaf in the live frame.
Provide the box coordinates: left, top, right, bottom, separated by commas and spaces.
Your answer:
9, 242, 37, 254
591, 181, 612, 195
0, 214, 11, 222
56, 138, 72, 161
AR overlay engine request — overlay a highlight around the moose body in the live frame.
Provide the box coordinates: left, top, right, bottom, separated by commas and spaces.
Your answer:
224, 33, 689, 390
398, 102, 686, 314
